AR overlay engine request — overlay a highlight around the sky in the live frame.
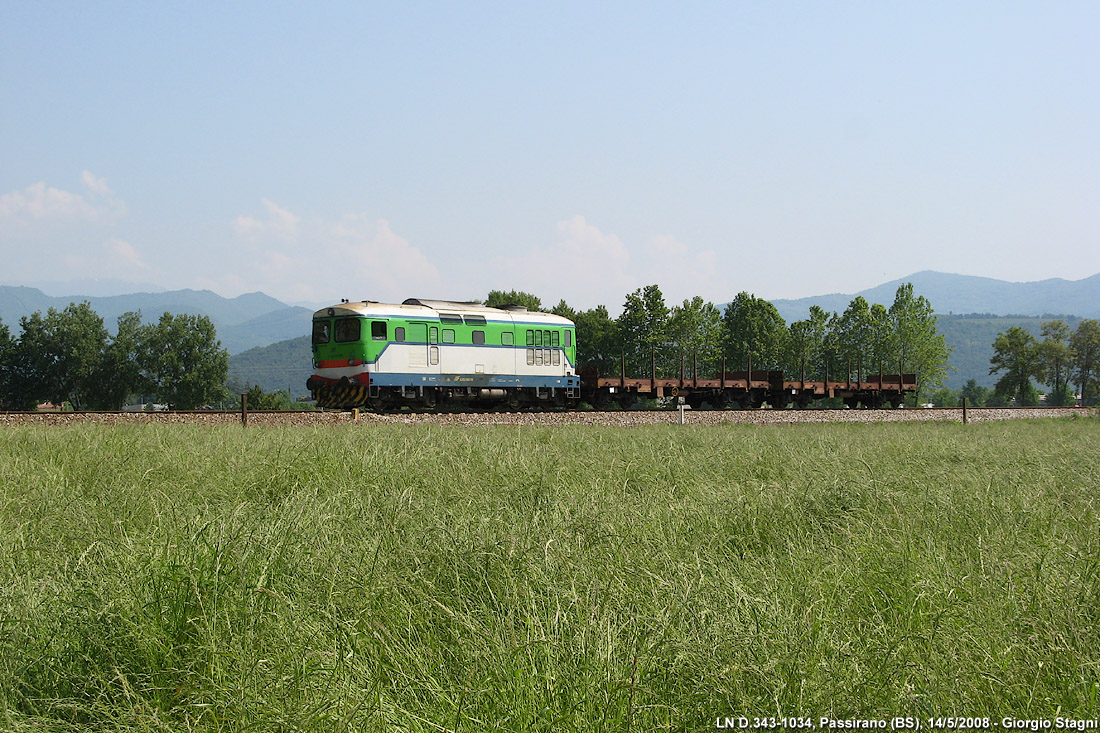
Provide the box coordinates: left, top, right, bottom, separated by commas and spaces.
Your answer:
2, 1, 1098, 311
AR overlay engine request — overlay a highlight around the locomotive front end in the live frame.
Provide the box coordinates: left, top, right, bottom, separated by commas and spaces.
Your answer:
306, 304, 374, 408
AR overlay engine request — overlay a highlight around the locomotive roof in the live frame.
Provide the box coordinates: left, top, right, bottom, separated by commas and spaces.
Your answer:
313, 299, 574, 325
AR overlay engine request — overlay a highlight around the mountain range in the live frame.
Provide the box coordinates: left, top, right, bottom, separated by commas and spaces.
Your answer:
3, 271, 1098, 395
770, 270, 1100, 323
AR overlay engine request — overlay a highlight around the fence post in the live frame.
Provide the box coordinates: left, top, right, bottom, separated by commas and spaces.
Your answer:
240, 393, 248, 427
962, 397, 968, 425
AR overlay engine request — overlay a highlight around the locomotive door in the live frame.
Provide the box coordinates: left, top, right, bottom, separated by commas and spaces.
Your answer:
407, 323, 428, 368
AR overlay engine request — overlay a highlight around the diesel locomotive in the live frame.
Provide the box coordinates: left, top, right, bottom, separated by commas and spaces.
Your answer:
306, 298, 579, 410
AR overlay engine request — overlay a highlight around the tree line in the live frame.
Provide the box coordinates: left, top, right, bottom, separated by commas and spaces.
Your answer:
0, 303, 228, 410
986, 319, 1100, 406
487, 282, 951, 404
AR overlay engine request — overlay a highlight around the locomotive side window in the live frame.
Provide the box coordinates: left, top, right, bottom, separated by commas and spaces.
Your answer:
334, 317, 361, 343
464, 315, 486, 326
430, 346, 439, 365
535, 330, 543, 347
429, 327, 438, 344
442, 329, 455, 344
552, 331, 560, 347
472, 330, 485, 345
526, 330, 534, 346
553, 350, 560, 366
371, 321, 387, 340
440, 313, 462, 324
564, 330, 572, 347
526, 348, 534, 365
501, 332, 514, 346
395, 327, 405, 342
312, 320, 330, 344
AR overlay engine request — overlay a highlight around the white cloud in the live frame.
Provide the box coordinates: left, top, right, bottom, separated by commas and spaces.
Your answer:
480, 217, 733, 312
639, 234, 726, 307
106, 238, 150, 270
487, 215, 637, 310
225, 202, 443, 303
232, 199, 301, 244
0, 171, 126, 224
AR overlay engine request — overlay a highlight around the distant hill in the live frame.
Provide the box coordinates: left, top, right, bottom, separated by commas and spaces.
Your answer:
771, 271, 1100, 323
0, 285, 311, 355
228, 336, 312, 396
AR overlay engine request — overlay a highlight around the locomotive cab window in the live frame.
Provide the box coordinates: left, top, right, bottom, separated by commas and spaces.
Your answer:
312, 320, 331, 344
371, 321, 387, 340
334, 317, 361, 343
565, 330, 572, 347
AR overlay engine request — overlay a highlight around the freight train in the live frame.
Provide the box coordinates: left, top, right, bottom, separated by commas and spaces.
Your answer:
306, 298, 916, 411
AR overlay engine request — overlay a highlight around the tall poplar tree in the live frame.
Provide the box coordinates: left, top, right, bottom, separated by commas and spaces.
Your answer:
722, 292, 787, 371
618, 285, 671, 376
888, 283, 951, 404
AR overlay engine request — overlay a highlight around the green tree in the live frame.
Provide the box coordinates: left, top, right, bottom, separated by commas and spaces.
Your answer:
669, 297, 723, 377
1037, 320, 1074, 406
989, 326, 1041, 405
486, 290, 543, 311
245, 385, 295, 410
0, 318, 13, 409
573, 305, 620, 375
889, 283, 951, 405
929, 386, 959, 407
618, 285, 671, 376
786, 305, 829, 380
1070, 318, 1100, 406
9, 302, 110, 410
138, 313, 229, 409
959, 378, 991, 407
832, 296, 874, 379
722, 292, 787, 371
85, 311, 144, 410
549, 300, 577, 322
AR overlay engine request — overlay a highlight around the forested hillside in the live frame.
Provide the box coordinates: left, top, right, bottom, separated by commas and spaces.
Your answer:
228, 336, 312, 396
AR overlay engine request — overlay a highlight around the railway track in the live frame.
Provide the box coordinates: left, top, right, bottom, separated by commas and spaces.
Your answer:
0, 406, 1090, 427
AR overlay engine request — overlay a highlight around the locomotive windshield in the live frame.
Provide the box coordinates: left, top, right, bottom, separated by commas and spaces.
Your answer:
334, 317, 362, 343
312, 320, 330, 345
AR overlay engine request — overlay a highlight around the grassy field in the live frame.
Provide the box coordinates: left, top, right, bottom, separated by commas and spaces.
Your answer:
1, 418, 1098, 731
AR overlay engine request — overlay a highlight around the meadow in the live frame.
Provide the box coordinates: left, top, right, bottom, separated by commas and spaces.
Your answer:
1, 418, 1098, 731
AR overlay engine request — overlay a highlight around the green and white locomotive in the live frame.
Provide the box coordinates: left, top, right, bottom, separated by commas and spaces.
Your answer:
306, 298, 579, 410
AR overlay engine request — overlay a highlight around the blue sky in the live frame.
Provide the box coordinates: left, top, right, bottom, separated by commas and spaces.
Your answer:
2, 1, 1097, 310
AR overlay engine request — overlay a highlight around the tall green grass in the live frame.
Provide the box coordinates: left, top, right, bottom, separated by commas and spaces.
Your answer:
1, 419, 1098, 730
